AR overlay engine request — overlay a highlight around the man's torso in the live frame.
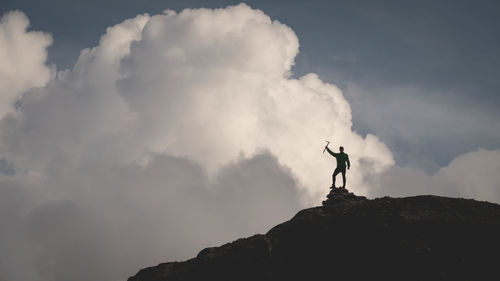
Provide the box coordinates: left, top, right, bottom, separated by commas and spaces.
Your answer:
335, 152, 348, 167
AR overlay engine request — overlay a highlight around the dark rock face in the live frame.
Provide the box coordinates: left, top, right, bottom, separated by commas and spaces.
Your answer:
128, 188, 500, 281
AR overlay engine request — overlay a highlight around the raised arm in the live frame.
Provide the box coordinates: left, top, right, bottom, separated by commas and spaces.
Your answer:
326, 146, 337, 157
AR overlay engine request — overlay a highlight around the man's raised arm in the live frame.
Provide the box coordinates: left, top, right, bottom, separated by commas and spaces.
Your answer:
326, 146, 337, 157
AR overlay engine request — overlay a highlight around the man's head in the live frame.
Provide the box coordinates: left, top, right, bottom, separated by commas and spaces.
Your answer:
339, 146, 344, 152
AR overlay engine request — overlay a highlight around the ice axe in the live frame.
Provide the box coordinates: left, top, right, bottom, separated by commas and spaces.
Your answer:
323, 141, 330, 153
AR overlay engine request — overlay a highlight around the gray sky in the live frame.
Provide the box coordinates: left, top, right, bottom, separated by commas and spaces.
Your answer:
2, 0, 499, 169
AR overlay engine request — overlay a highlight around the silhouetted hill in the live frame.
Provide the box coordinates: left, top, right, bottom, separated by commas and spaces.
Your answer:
128, 188, 500, 281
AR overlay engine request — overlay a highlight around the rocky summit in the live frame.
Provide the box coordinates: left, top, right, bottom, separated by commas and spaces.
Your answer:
128, 188, 500, 281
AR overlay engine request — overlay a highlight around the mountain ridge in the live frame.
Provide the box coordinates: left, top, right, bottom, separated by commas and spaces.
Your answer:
128, 188, 500, 281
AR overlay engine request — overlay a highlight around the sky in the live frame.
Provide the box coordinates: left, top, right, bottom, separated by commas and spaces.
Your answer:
0, 1, 499, 281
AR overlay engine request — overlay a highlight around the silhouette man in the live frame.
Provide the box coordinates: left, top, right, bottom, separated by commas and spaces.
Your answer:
325, 144, 350, 189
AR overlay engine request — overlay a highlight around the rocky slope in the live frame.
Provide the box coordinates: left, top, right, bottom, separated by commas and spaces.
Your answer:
128, 188, 500, 281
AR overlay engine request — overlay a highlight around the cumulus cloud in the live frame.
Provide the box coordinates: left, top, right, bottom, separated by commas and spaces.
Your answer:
1, 4, 394, 199
0, 11, 53, 118
112, 5, 395, 198
0, 5, 394, 281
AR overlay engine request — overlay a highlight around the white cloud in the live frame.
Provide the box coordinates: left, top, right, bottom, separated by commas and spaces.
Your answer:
1, 4, 394, 200
112, 4, 395, 199
0, 11, 53, 118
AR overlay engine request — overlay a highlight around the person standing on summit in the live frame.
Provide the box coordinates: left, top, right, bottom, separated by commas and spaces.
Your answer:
325, 143, 350, 189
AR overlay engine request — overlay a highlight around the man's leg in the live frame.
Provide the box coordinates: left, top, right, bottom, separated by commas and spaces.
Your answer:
341, 168, 346, 188
332, 168, 341, 188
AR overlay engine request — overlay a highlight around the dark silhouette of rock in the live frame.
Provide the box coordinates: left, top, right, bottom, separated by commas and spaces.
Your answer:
128, 188, 500, 281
